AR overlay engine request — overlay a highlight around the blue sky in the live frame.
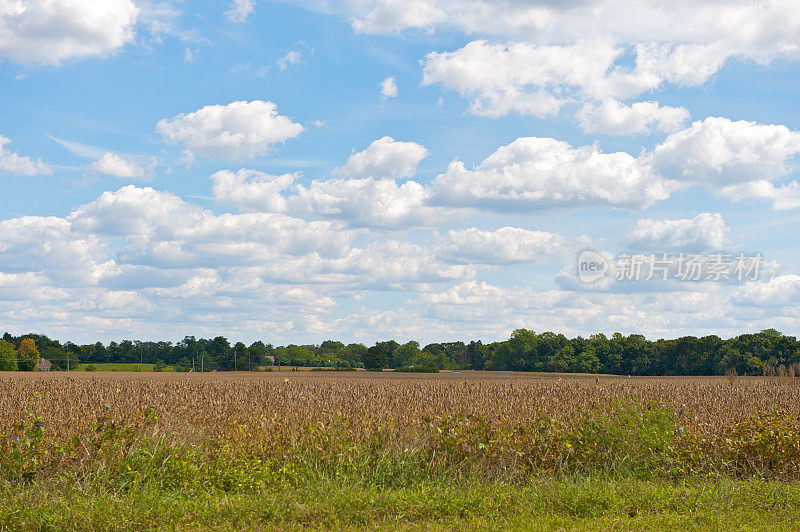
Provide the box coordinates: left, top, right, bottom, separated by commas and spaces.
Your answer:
2, 0, 800, 344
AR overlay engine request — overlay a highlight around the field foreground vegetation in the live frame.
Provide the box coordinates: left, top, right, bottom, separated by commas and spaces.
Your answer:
3, 371, 800, 530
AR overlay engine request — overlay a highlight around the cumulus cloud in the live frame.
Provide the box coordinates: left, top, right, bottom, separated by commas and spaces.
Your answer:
0, 0, 139, 65
719, 181, 800, 211
651, 117, 800, 185
210, 169, 295, 212
0, 185, 472, 328
0, 215, 111, 286
209, 117, 800, 233
66, 186, 355, 265
290, 177, 438, 227
90, 152, 145, 179
156, 100, 304, 161
2, 183, 800, 342
421, 39, 609, 118
336, 136, 428, 179
380, 76, 398, 98
421, 38, 728, 119
419, 279, 755, 339
737, 275, 800, 306
381, 1, 800, 125
211, 170, 442, 229
576, 100, 690, 135
649, 117, 800, 208
225, 0, 255, 22
431, 136, 673, 211
0, 135, 51, 176
346, 0, 800, 63
267, 240, 473, 289
206, 135, 436, 227
440, 227, 591, 264
624, 213, 730, 252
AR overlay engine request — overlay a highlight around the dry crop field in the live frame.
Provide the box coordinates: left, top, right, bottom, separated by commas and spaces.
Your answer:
3, 370, 800, 453
5, 370, 800, 529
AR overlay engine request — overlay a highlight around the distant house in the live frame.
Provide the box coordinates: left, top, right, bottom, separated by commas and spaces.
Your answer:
264, 355, 275, 365
35, 358, 52, 371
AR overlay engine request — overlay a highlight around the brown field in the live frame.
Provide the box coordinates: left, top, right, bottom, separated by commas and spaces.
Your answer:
3, 370, 799, 444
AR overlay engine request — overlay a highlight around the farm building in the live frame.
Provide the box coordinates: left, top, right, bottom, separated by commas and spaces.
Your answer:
35, 358, 52, 371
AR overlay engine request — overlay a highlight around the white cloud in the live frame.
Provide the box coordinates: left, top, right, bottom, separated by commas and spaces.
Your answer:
268, 240, 473, 288
418, 280, 756, 340
737, 275, 800, 306
392, 1, 800, 126
209, 118, 800, 232
336, 136, 428, 179
422, 280, 515, 306
651, 117, 800, 185
4, 185, 466, 299
0, 215, 111, 286
421, 38, 727, 119
431, 136, 673, 211
47, 135, 106, 159
0, 135, 51, 176
156, 100, 304, 161
440, 227, 591, 264
719, 181, 800, 211
210, 164, 441, 229
422, 39, 605, 118
66, 186, 356, 266
277, 50, 302, 70
3, 182, 800, 342
290, 177, 439, 227
346, 0, 800, 64
624, 213, 730, 252
90, 152, 145, 179
210, 169, 295, 212
380, 76, 398, 98
576, 99, 690, 135
0, 0, 139, 65
225, 0, 255, 22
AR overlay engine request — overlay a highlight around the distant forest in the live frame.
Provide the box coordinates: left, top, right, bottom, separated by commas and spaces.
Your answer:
2, 329, 799, 376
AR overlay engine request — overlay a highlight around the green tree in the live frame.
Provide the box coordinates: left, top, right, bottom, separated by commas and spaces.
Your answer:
0, 340, 18, 371
573, 346, 601, 373
548, 345, 575, 372
233, 341, 248, 370
175, 357, 192, 372
747, 356, 763, 375
153, 359, 167, 372
717, 345, 744, 375
366, 341, 399, 368
208, 336, 231, 370
364, 344, 389, 370
393, 341, 422, 368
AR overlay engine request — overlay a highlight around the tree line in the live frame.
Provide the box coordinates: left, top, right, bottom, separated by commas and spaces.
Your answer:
2, 328, 799, 376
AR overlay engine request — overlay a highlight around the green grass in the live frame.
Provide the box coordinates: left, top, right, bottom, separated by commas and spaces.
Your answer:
2, 476, 799, 530
71, 363, 175, 372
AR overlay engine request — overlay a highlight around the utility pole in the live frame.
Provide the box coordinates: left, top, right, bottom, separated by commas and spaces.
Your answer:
234, 348, 237, 371
201, 355, 204, 373
248, 349, 251, 371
